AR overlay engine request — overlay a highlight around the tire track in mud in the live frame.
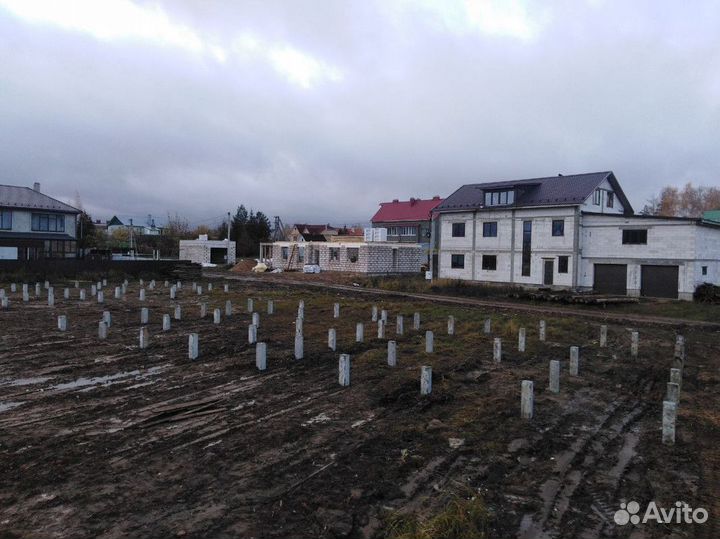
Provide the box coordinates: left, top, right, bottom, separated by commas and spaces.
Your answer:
1, 279, 713, 538
517, 381, 652, 539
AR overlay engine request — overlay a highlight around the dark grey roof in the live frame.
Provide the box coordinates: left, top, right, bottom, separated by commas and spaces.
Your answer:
435, 172, 634, 214
0, 184, 80, 213
301, 233, 327, 242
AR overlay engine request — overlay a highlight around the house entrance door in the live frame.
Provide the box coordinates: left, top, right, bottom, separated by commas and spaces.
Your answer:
543, 259, 554, 285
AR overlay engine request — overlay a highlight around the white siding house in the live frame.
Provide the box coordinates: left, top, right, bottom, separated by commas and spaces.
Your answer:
435, 172, 720, 300
0, 182, 80, 260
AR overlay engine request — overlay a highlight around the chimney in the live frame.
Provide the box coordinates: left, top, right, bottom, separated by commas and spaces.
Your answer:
33, 182, 41, 192
392, 199, 399, 203
433, 195, 440, 200
410, 197, 416, 205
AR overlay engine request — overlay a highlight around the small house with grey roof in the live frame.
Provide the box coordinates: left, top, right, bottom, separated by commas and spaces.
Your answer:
0, 182, 80, 260
434, 171, 720, 300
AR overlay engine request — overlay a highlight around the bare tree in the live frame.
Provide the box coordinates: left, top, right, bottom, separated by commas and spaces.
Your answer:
651, 183, 720, 217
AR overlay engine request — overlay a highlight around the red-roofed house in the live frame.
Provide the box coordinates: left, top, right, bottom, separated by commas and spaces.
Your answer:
371, 196, 444, 245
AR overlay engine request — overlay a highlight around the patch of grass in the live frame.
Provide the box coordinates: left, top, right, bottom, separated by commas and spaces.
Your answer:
384, 494, 489, 539
360, 275, 720, 323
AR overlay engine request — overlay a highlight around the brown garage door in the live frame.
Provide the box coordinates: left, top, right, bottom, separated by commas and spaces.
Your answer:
641, 265, 679, 299
593, 264, 627, 295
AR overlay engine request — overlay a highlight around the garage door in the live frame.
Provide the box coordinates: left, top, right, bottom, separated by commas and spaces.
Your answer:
593, 264, 627, 295
641, 265, 679, 299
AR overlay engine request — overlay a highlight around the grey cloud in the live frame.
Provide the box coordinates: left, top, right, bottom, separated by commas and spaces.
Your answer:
0, 1, 718, 226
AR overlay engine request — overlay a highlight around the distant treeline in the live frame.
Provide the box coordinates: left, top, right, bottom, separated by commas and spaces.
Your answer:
76, 204, 271, 259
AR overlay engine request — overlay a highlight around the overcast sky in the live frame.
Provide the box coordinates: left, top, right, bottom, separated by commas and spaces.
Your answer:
1, 0, 719, 227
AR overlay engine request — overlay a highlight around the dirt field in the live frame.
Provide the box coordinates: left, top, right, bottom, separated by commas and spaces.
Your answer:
0, 277, 718, 538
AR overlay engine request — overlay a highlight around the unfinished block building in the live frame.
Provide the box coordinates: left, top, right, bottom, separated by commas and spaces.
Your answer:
261, 241, 423, 274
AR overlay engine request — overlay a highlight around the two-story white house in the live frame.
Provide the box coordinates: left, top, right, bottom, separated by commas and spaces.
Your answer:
0, 183, 80, 260
435, 171, 720, 300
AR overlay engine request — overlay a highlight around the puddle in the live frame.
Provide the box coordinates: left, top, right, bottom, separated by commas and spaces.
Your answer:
351, 414, 375, 429
0, 401, 24, 413
302, 412, 331, 426
231, 400, 256, 411
0, 377, 52, 387
51, 365, 166, 392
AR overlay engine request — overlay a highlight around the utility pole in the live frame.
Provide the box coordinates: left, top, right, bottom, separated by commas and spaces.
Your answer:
226, 211, 231, 264
129, 218, 134, 258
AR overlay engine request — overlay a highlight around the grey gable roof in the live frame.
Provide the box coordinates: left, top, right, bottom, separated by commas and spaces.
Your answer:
435, 171, 634, 214
0, 184, 80, 213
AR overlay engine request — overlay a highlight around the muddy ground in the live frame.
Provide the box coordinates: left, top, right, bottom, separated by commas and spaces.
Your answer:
0, 277, 718, 538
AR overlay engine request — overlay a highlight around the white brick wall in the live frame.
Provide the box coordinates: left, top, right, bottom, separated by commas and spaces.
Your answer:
439, 207, 577, 286
269, 242, 422, 274
179, 240, 236, 265
579, 215, 720, 299
438, 207, 720, 299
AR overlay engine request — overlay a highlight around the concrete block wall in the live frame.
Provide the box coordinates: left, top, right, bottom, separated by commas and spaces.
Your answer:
438, 207, 577, 287
269, 242, 422, 273
511, 208, 576, 287
365, 245, 422, 273
694, 226, 720, 287
577, 215, 720, 300
179, 240, 236, 265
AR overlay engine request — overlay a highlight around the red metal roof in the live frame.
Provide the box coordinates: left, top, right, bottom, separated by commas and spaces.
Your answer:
371, 197, 444, 223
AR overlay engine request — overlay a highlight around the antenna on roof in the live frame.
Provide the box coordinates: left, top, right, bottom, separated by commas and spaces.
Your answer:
558, 174, 563, 177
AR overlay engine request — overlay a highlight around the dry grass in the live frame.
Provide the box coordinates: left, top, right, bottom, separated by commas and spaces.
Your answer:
385, 493, 489, 539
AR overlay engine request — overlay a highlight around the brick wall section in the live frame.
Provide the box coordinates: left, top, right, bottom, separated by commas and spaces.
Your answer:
269, 242, 422, 274
179, 240, 236, 265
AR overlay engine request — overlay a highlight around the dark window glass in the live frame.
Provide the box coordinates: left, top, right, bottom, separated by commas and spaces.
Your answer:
0, 210, 11, 229
607, 192, 614, 208
702, 266, 707, 276
483, 222, 498, 237
558, 256, 569, 273
452, 222, 465, 237
482, 255, 497, 271
347, 248, 359, 262
522, 221, 532, 276
552, 219, 564, 236
484, 190, 514, 206
330, 248, 339, 261
281, 247, 288, 260
31, 213, 65, 232
451, 254, 465, 269
622, 229, 647, 244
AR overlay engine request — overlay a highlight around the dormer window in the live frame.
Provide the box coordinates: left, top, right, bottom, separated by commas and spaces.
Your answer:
484, 189, 515, 206
607, 192, 614, 208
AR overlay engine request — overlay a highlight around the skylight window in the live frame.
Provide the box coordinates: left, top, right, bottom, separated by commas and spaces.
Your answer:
484, 190, 515, 206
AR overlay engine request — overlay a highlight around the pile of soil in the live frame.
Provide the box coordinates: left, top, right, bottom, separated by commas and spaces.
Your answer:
230, 258, 257, 273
